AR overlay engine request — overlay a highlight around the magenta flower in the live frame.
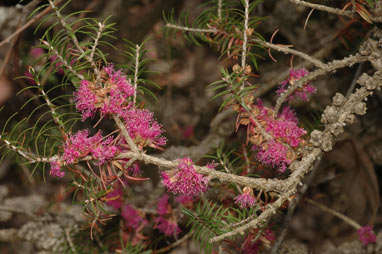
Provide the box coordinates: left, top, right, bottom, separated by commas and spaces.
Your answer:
265, 117, 306, 148
122, 108, 167, 148
255, 140, 290, 172
74, 80, 97, 120
49, 160, 65, 178
234, 187, 256, 209
121, 204, 146, 230
29, 47, 44, 58
155, 217, 181, 237
161, 158, 209, 197
278, 106, 298, 124
62, 130, 119, 164
277, 68, 316, 102
175, 195, 193, 204
357, 225, 376, 246
74, 64, 135, 120
157, 194, 170, 216
106, 188, 123, 210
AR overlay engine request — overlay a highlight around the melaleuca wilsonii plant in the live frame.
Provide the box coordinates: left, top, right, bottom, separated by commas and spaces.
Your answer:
0, 0, 380, 253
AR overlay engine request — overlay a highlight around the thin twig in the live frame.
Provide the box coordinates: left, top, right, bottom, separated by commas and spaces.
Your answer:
0, 0, 64, 48
165, 23, 217, 33
305, 198, 361, 229
115, 150, 283, 193
89, 21, 105, 63
112, 116, 139, 153
133, 44, 141, 106
217, 0, 222, 23
289, 0, 354, 18
154, 232, 192, 253
241, 0, 250, 76
253, 38, 326, 69
38, 43, 84, 81
48, 0, 101, 83
274, 53, 368, 114
0, 135, 57, 163
346, 62, 364, 98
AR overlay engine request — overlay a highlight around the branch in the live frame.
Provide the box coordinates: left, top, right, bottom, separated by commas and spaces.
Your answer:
133, 44, 141, 106
252, 38, 326, 69
115, 151, 283, 193
289, 0, 354, 18
0, 135, 57, 164
112, 115, 139, 153
165, 23, 217, 33
48, 0, 101, 83
241, 0, 250, 72
0, 0, 64, 48
274, 53, 368, 114
89, 21, 105, 63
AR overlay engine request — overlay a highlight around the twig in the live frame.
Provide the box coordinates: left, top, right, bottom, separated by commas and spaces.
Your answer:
289, 0, 354, 18
241, 0, 250, 82
0, 0, 64, 48
305, 198, 361, 229
346, 62, 364, 98
116, 150, 283, 193
89, 21, 105, 63
112, 116, 139, 153
270, 160, 321, 254
43, 41, 85, 80
64, 228, 76, 253
154, 232, 192, 253
165, 23, 217, 33
253, 38, 326, 69
133, 44, 141, 106
217, 0, 222, 23
0, 135, 57, 163
48, 0, 101, 83
274, 53, 368, 114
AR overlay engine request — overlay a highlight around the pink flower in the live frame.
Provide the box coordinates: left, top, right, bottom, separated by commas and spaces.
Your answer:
277, 68, 316, 102
255, 140, 290, 172
155, 217, 181, 237
357, 225, 376, 246
157, 194, 170, 216
278, 106, 298, 124
74, 64, 135, 120
122, 108, 166, 148
128, 162, 142, 176
265, 117, 306, 148
29, 47, 44, 58
234, 187, 256, 209
62, 130, 119, 164
175, 195, 193, 205
106, 188, 123, 210
161, 158, 209, 197
49, 160, 65, 178
121, 204, 146, 230
100, 65, 135, 117
74, 80, 97, 120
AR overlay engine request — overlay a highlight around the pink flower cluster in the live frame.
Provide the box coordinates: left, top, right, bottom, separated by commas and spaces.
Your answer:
276, 68, 316, 102
234, 187, 256, 209
161, 158, 209, 198
248, 100, 306, 172
74, 64, 135, 120
155, 194, 181, 237
62, 130, 119, 165
122, 108, 167, 148
49, 160, 65, 178
357, 225, 376, 246
121, 204, 146, 230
